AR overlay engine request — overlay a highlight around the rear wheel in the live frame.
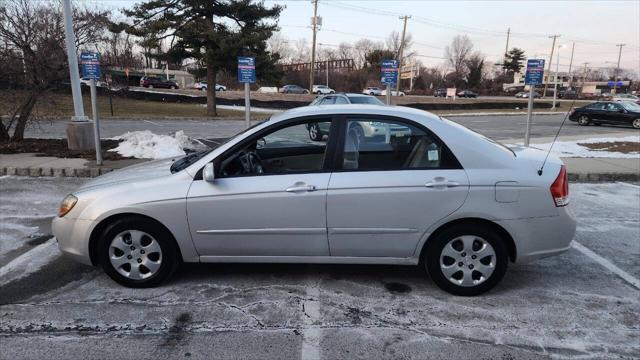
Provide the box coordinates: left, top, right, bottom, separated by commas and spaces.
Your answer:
98, 217, 180, 288
308, 123, 324, 141
577, 115, 590, 126
424, 224, 508, 296
170, 86, 176, 90
633, 119, 640, 129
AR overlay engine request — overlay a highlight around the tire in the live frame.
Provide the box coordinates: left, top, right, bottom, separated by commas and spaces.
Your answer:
148, 85, 154, 89
330, 91, 335, 94
304, 90, 310, 94
633, 119, 640, 129
98, 217, 180, 288
316, 91, 322, 95
170, 86, 176, 90
424, 223, 508, 296
369, 92, 375, 95
577, 115, 590, 126
308, 123, 323, 141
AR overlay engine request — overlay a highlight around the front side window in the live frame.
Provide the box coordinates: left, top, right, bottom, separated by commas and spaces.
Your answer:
219, 119, 331, 177
342, 118, 455, 170
605, 103, 621, 111
586, 103, 605, 110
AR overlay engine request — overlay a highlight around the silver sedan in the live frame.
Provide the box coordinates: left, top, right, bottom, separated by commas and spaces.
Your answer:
53, 105, 576, 296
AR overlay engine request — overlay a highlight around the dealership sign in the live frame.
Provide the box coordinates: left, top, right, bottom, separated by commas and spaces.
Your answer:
380, 59, 398, 86
238, 57, 256, 83
80, 52, 101, 79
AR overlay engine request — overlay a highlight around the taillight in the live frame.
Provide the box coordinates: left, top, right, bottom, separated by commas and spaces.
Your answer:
550, 165, 569, 207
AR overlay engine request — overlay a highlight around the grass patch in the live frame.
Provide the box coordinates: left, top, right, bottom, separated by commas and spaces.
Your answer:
579, 142, 640, 153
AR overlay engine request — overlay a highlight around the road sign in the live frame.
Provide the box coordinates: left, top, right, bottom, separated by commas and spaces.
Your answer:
80, 52, 101, 79
238, 57, 256, 83
524, 59, 545, 85
381, 59, 398, 86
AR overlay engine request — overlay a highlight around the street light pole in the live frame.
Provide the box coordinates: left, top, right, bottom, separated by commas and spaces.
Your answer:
62, 0, 94, 151
543, 34, 560, 98
62, 0, 85, 121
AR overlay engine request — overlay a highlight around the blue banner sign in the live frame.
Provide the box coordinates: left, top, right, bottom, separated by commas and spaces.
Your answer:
238, 57, 256, 83
380, 59, 398, 86
607, 80, 624, 87
524, 59, 545, 85
80, 52, 101, 79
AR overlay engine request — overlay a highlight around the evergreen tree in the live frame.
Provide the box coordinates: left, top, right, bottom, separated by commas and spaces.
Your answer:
503, 48, 526, 74
123, 0, 283, 116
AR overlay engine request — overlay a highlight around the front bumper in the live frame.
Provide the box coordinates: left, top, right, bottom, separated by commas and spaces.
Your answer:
497, 206, 577, 264
52, 216, 95, 266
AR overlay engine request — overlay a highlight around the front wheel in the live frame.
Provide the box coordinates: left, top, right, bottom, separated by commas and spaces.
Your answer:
424, 224, 508, 296
98, 217, 180, 288
577, 115, 590, 126
633, 118, 640, 129
148, 85, 154, 89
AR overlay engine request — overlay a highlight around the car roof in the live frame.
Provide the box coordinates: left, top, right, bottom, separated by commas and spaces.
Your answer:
270, 104, 439, 123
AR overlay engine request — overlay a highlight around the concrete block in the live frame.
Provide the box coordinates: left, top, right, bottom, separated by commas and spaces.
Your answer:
41, 168, 53, 177
28, 168, 41, 177
52, 168, 65, 177
75, 168, 90, 177
66, 121, 95, 151
16, 168, 29, 176
64, 168, 76, 177
5, 167, 17, 175
99, 168, 113, 175
89, 168, 101, 177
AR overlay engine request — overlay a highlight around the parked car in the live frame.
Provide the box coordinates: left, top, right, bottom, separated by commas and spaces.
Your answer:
280, 85, 310, 94
558, 90, 579, 99
139, 76, 179, 89
569, 101, 640, 129
312, 85, 335, 95
515, 91, 541, 99
362, 87, 383, 96
612, 93, 640, 103
434, 88, 447, 97
457, 90, 478, 98
53, 105, 576, 296
308, 94, 385, 140
381, 89, 405, 96
193, 81, 226, 91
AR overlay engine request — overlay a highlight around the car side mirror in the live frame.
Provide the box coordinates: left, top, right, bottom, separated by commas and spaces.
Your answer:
203, 162, 215, 182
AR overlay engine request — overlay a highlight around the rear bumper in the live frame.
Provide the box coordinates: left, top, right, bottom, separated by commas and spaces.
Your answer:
497, 206, 577, 264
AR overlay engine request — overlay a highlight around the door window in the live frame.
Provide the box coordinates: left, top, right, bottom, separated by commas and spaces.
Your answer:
605, 103, 622, 112
219, 119, 332, 177
342, 118, 458, 170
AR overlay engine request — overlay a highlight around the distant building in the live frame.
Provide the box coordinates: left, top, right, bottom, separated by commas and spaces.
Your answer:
503, 70, 631, 95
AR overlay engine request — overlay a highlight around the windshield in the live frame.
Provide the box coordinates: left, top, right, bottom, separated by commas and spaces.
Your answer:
620, 102, 640, 111
169, 120, 268, 173
347, 96, 384, 105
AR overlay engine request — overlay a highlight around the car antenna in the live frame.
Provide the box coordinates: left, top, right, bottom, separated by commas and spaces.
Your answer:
537, 95, 580, 176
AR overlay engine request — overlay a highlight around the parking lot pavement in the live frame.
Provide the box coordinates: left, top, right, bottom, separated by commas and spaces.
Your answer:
22, 113, 636, 142
0, 177, 638, 359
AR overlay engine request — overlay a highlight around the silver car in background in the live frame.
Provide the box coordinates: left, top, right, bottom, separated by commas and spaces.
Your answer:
53, 105, 576, 296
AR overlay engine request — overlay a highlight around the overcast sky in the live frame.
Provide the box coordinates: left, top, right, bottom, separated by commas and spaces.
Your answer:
92, 0, 640, 75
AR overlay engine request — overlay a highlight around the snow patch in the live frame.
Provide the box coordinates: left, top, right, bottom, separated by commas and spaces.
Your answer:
512, 135, 640, 158
109, 130, 207, 159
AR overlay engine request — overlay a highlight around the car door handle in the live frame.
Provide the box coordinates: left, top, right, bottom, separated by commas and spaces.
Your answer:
425, 181, 459, 188
285, 184, 317, 193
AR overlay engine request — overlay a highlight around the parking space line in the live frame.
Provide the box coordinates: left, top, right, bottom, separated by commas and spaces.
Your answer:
573, 241, 640, 290
301, 280, 321, 360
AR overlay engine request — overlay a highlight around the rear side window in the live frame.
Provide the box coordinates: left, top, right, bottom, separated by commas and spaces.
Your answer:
342, 118, 460, 171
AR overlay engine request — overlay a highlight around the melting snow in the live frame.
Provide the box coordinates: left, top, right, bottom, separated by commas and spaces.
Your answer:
109, 130, 207, 159
514, 135, 640, 158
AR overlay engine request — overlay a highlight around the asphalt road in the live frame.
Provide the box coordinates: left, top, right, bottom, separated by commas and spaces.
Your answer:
23, 113, 637, 142
0, 176, 638, 359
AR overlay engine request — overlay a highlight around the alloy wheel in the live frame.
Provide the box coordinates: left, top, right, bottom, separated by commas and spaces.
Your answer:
109, 230, 163, 280
440, 235, 496, 287
578, 115, 590, 126
633, 119, 640, 129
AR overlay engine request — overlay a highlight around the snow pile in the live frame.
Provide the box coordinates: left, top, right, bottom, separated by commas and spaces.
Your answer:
109, 130, 207, 159
515, 136, 640, 158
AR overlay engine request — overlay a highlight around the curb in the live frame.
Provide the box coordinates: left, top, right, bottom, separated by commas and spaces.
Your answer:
1, 166, 637, 182
439, 111, 567, 117
1, 166, 113, 178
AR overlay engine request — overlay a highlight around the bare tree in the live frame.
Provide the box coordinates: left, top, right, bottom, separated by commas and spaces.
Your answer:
267, 31, 293, 64
444, 35, 473, 84
353, 38, 382, 69
0, 0, 109, 141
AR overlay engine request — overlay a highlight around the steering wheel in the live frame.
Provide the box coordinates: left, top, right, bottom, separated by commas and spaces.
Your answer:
237, 150, 264, 175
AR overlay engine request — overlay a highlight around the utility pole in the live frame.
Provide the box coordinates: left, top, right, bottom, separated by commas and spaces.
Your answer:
543, 34, 560, 98
567, 42, 575, 88
503, 27, 510, 73
580, 62, 589, 96
309, 0, 319, 93
612, 43, 626, 94
396, 15, 411, 94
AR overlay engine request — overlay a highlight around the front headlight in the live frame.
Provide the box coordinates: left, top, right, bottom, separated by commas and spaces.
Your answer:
58, 194, 78, 217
